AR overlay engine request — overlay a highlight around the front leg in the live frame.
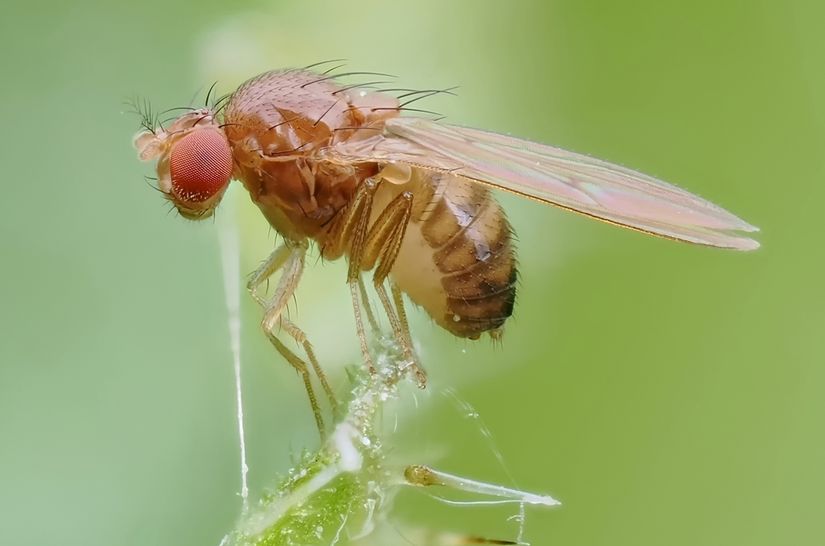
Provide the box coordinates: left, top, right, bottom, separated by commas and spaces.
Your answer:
247, 240, 335, 438
247, 242, 292, 308
248, 241, 305, 333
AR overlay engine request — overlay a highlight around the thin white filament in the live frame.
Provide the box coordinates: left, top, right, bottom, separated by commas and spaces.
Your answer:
414, 466, 560, 507
426, 495, 531, 506
512, 502, 527, 545
217, 188, 249, 511
443, 387, 518, 486
443, 388, 529, 540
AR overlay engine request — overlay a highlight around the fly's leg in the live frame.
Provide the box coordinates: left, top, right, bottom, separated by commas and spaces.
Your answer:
391, 281, 412, 348
357, 275, 381, 334
278, 316, 338, 416
391, 280, 426, 386
263, 328, 325, 436
349, 281, 375, 374
247, 240, 333, 438
250, 241, 305, 333
324, 178, 381, 374
247, 243, 292, 307
324, 181, 422, 383
359, 191, 427, 386
372, 281, 425, 386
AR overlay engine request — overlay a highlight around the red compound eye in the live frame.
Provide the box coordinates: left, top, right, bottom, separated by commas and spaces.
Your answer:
170, 129, 233, 204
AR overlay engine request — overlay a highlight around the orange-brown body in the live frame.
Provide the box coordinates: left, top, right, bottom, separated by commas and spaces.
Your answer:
134, 66, 758, 433
224, 69, 516, 338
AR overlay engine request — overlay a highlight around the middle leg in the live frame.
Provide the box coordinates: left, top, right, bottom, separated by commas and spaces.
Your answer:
324, 181, 424, 383
359, 190, 427, 385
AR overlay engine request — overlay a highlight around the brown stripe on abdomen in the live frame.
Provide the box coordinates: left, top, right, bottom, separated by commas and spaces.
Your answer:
418, 176, 518, 339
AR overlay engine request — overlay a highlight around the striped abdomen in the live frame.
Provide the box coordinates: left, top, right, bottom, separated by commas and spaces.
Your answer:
382, 171, 517, 339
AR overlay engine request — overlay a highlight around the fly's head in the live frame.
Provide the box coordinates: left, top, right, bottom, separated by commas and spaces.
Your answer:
133, 108, 233, 220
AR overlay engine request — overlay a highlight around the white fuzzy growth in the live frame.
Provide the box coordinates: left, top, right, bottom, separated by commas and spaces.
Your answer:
332, 422, 364, 472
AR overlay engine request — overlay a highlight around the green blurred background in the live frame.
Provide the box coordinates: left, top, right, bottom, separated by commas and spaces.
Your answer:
1, 0, 823, 544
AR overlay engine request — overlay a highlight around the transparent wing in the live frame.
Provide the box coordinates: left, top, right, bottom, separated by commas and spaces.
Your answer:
322, 117, 759, 250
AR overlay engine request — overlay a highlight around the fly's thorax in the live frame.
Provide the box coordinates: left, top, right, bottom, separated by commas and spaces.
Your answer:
222, 69, 395, 240
223, 69, 400, 165
234, 157, 379, 242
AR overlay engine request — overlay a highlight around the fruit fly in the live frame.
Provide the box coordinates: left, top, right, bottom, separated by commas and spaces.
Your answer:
133, 65, 759, 435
